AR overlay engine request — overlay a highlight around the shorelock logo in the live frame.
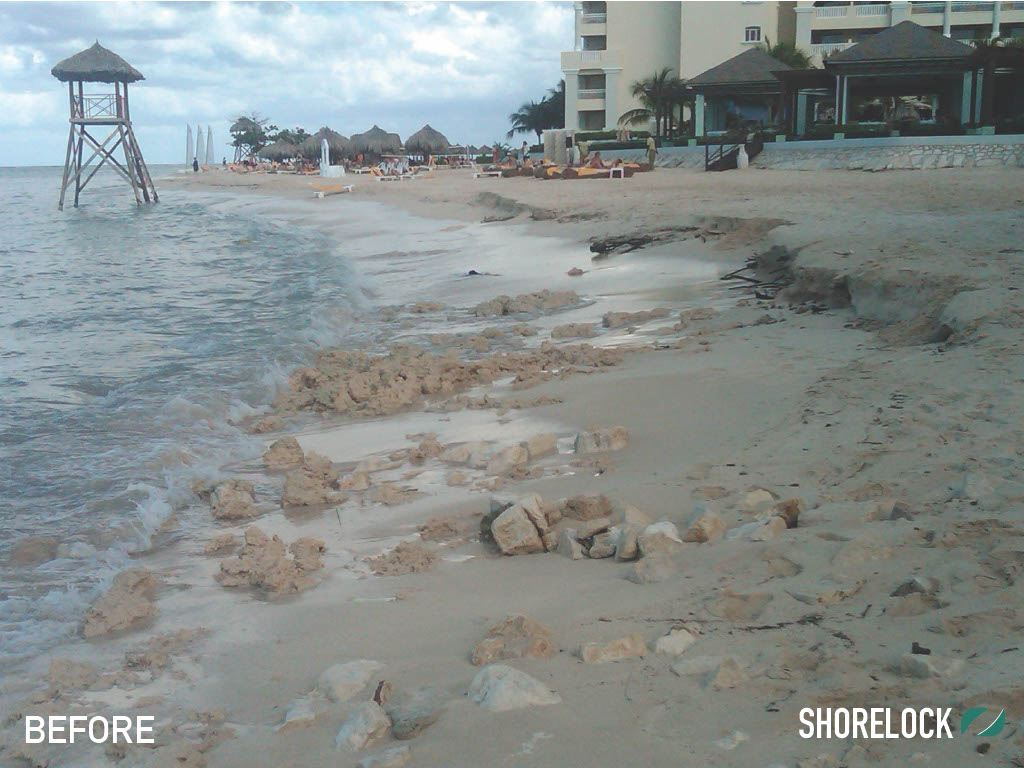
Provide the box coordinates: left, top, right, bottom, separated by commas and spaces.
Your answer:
960, 708, 1006, 737
798, 708, 953, 739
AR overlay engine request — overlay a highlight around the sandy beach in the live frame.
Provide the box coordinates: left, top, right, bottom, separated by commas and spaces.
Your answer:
5, 163, 1024, 768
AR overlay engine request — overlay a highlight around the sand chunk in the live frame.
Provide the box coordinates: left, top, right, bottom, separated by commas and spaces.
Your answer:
473, 290, 580, 317
574, 426, 629, 454
262, 436, 304, 469
216, 527, 323, 593
8, 536, 59, 566
471, 615, 557, 665
578, 633, 646, 663
366, 541, 437, 576
210, 478, 259, 520
82, 568, 158, 638
282, 452, 342, 507
602, 308, 670, 329
551, 323, 596, 339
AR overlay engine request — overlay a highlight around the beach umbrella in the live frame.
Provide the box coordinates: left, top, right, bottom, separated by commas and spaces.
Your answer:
349, 125, 402, 156
299, 127, 348, 160
258, 141, 300, 161
405, 124, 450, 156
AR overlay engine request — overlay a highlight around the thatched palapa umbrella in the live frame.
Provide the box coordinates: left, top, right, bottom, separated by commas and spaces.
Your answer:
258, 141, 300, 161
349, 125, 402, 158
52, 41, 144, 83
404, 124, 449, 156
299, 126, 349, 161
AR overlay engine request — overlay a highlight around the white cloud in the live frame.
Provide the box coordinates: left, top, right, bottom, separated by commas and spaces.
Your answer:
0, 1, 573, 166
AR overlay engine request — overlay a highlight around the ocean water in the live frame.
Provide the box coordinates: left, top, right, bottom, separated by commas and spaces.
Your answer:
0, 166, 372, 660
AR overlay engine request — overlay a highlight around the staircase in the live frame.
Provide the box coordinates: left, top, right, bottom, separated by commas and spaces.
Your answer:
704, 133, 765, 172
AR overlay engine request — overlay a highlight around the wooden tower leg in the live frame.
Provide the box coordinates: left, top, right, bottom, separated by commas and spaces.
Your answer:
126, 126, 158, 202
72, 127, 84, 208
58, 124, 75, 211
118, 124, 144, 205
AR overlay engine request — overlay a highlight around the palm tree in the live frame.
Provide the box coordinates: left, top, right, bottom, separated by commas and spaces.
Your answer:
507, 100, 551, 143
618, 68, 688, 138
543, 80, 566, 130
758, 38, 813, 69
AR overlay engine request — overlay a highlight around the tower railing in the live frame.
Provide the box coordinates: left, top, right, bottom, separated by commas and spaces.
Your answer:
72, 94, 124, 120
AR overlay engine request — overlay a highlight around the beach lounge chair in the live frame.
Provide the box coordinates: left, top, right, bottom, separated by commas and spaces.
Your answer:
310, 182, 353, 198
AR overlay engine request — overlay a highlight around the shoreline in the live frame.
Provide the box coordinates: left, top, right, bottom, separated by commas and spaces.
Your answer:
5, 165, 1024, 767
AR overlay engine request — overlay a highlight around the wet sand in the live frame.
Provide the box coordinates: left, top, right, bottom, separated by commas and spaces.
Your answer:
4, 164, 1024, 768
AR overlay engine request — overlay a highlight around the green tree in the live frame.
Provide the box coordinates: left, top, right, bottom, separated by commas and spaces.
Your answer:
618, 68, 688, 138
269, 126, 310, 145
507, 101, 550, 143
758, 38, 813, 69
229, 113, 270, 159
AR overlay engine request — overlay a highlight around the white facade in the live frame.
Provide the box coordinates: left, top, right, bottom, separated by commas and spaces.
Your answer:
796, 1, 1024, 63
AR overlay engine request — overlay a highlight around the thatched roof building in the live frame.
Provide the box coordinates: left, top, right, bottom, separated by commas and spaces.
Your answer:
405, 124, 449, 155
258, 141, 300, 161
52, 41, 144, 83
299, 127, 349, 159
349, 125, 402, 155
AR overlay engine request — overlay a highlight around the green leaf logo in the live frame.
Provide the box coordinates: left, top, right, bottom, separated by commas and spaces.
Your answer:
961, 707, 1006, 736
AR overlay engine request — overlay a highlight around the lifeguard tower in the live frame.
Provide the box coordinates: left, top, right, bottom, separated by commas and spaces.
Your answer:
52, 42, 158, 210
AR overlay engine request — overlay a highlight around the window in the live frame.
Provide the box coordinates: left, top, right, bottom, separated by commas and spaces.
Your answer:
744, 26, 762, 43
582, 35, 607, 51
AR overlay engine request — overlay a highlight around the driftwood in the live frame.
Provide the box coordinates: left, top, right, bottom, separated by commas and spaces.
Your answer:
719, 255, 792, 300
589, 225, 699, 260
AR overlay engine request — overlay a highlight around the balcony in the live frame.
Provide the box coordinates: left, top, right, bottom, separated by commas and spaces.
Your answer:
855, 3, 889, 15
810, 4, 890, 27
811, 41, 855, 56
815, 6, 849, 18
910, 2, 945, 13
561, 49, 622, 71
581, 12, 607, 23
578, 88, 606, 99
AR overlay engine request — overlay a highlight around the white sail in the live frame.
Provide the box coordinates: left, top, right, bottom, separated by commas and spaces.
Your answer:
195, 126, 205, 167
186, 125, 193, 167
206, 126, 214, 165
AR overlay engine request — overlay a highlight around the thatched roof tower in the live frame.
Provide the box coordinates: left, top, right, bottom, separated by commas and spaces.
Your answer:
299, 127, 349, 159
405, 124, 450, 155
349, 125, 402, 155
52, 41, 144, 83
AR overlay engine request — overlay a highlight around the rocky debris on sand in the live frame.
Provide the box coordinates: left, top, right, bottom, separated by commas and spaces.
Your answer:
407, 435, 443, 465
441, 440, 490, 466
771, 498, 804, 528
216, 527, 324, 593
473, 290, 580, 317
370, 482, 424, 507
588, 532, 615, 559
671, 655, 744, 688
558, 528, 584, 560
366, 541, 437, 576
561, 494, 613, 521
574, 426, 629, 454
491, 505, 544, 555
897, 653, 965, 682
471, 615, 557, 665
706, 590, 773, 621
262, 436, 304, 469
7, 536, 59, 567
676, 307, 718, 328
602, 308, 670, 329
276, 342, 622, 420
488, 494, 560, 556
469, 665, 562, 712
728, 516, 788, 542
567, 267, 584, 277
124, 628, 205, 672
626, 553, 678, 583
278, 694, 318, 731
551, 323, 596, 339
335, 701, 391, 751
47, 659, 101, 691
203, 533, 236, 555
864, 498, 913, 522
418, 516, 460, 541
610, 506, 651, 561
82, 568, 158, 638
445, 470, 469, 487
522, 433, 557, 460
358, 745, 412, 768
248, 413, 283, 434
741, 488, 777, 513
409, 301, 446, 313
579, 633, 646, 663
787, 578, 865, 607
486, 444, 529, 475
340, 470, 371, 491
317, 660, 384, 703
638, 521, 683, 557
653, 628, 698, 656
282, 452, 343, 507
463, 335, 490, 354
682, 504, 726, 543
387, 688, 447, 740
210, 479, 259, 520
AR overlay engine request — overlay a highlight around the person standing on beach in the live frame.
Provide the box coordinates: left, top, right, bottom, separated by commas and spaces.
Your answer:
520, 141, 528, 166
192, 157, 199, 172
646, 135, 657, 167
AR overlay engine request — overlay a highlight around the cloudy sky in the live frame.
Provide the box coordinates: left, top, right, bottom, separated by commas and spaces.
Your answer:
0, 1, 572, 166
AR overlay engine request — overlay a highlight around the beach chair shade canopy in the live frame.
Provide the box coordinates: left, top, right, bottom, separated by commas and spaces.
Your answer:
299, 127, 349, 158
52, 41, 144, 83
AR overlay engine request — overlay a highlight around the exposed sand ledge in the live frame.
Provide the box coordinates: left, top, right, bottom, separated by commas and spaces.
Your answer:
5, 166, 1024, 768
